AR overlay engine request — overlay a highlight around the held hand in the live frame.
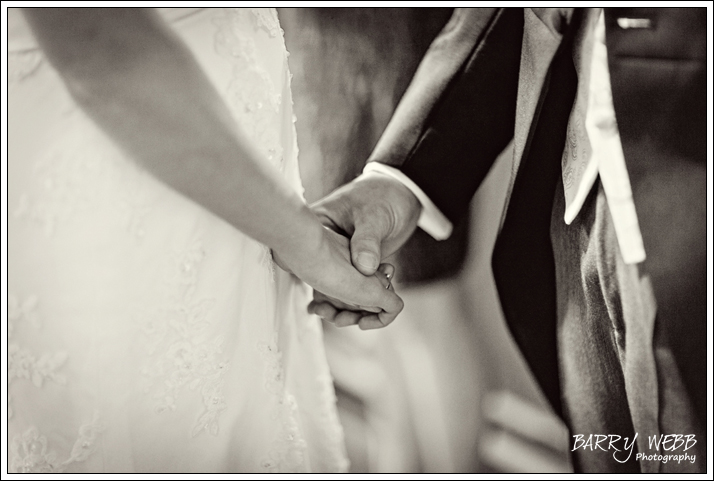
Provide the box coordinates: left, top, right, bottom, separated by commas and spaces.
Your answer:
308, 263, 396, 330
310, 172, 422, 276
274, 227, 404, 328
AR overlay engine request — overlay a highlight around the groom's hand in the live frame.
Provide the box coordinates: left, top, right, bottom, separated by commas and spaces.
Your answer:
308, 172, 421, 328
274, 226, 404, 329
311, 172, 421, 276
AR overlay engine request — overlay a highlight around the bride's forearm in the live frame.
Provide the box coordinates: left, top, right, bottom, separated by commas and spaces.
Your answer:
23, 8, 324, 256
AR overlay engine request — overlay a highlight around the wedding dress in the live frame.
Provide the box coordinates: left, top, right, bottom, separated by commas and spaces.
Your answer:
7, 8, 349, 473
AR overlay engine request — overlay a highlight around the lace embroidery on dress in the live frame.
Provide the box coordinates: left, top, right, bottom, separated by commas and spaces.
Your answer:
8, 345, 68, 388
13, 132, 153, 240
9, 413, 104, 473
10, 427, 59, 473
8, 293, 68, 417
6, 294, 102, 472
140, 240, 229, 437
13, 147, 99, 236
64, 412, 104, 466
257, 337, 308, 472
213, 8, 284, 171
251, 8, 283, 38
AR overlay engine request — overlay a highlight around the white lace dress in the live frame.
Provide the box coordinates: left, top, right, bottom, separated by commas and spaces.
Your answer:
7, 8, 349, 473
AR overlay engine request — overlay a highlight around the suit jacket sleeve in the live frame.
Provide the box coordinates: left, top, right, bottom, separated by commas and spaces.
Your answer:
368, 8, 525, 224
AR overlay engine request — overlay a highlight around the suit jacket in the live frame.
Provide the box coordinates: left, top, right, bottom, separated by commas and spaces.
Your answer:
368, 6, 706, 446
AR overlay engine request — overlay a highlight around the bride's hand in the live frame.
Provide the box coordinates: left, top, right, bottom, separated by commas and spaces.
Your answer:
273, 228, 403, 329
307, 263, 395, 329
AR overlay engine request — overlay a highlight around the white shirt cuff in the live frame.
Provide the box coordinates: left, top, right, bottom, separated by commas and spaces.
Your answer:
362, 162, 453, 240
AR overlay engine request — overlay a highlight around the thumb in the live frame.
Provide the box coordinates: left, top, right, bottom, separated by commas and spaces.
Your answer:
350, 219, 385, 276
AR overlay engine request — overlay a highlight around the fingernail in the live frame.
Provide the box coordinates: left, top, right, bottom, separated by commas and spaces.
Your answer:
356, 252, 378, 271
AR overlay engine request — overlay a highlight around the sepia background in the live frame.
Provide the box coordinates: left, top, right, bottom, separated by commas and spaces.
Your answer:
279, 8, 572, 473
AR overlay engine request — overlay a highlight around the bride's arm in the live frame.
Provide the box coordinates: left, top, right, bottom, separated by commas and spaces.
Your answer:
23, 8, 402, 326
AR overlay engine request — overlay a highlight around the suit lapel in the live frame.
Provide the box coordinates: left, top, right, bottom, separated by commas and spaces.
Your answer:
503, 9, 568, 226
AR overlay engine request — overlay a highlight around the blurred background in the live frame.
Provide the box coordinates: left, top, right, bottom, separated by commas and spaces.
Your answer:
279, 8, 573, 473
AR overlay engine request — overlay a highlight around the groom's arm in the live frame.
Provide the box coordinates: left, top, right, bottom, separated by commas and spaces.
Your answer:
312, 8, 524, 276
366, 8, 500, 169
368, 7, 524, 228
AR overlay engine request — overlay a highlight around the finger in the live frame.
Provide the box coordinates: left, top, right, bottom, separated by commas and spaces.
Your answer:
375, 288, 403, 327
377, 304, 401, 327
358, 314, 387, 330
313, 290, 381, 314
351, 279, 404, 328
350, 218, 386, 276
344, 271, 404, 324
310, 229, 402, 320
307, 300, 320, 314
334, 310, 363, 328
311, 302, 338, 322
